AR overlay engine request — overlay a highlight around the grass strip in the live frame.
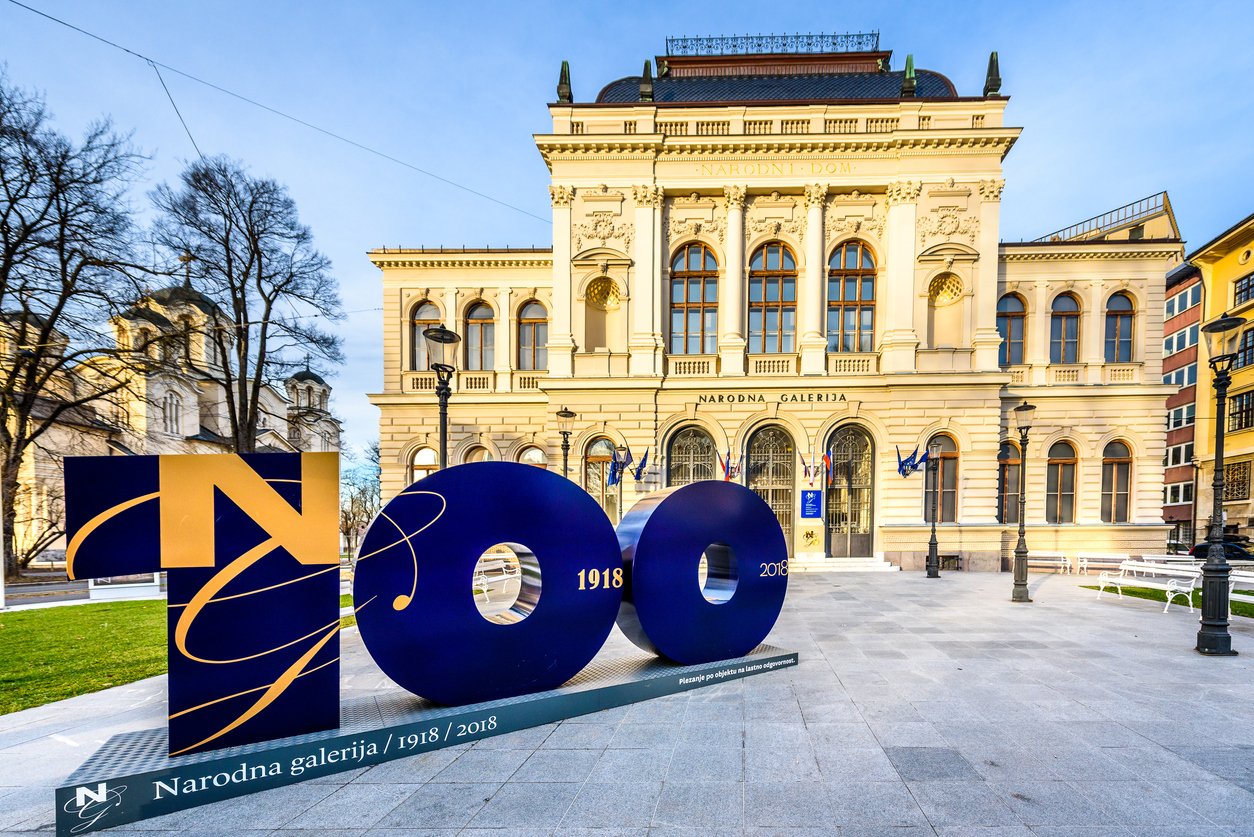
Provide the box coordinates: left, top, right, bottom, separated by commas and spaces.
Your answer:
0, 600, 167, 715
1083, 585, 1254, 618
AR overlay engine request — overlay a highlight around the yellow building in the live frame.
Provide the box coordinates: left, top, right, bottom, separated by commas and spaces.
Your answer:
369, 34, 1181, 570
1191, 212, 1254, 538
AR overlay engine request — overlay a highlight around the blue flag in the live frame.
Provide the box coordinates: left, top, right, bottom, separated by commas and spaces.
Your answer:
632, 448, 649, 481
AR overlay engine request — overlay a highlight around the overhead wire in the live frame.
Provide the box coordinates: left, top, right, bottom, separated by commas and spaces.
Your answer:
147, 59, 204, 160
5, 0, 551, 225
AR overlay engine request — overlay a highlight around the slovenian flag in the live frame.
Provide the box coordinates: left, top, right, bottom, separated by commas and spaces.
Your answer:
823, 449, 833, 485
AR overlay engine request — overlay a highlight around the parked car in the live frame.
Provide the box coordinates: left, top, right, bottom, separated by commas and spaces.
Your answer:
1189, 541, 1254, 560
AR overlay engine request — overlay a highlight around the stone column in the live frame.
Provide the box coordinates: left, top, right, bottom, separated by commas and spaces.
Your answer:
494, 286, 512, 391
972, 179, 1005, 372
630, 185, 664, 376
1083, 278, 1104, 384
800, 183, 828, 375
880, 180, 922, 373
548, 185, 576, 377
719, 185, 747, 376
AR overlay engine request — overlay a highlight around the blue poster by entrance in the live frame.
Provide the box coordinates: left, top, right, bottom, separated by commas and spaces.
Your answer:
800, 490, 822, 519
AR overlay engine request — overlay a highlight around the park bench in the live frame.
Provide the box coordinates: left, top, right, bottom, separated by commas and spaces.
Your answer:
1027, 552, 1070, 574
1075, 552, 1128, 575
1229, 569, 1254, 612
1096, 561, 1201, 613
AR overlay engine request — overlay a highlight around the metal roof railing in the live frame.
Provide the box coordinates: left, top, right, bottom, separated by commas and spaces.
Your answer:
665, 32, 880, 57
1034, 192, 1169, 242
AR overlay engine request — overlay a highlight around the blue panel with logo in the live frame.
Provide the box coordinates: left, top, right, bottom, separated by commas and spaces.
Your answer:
800, 490, 822, 519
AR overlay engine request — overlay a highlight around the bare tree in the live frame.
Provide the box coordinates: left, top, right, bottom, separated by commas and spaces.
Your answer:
0, 72, 149, 578
340, 442, 381, 558
151, 157, 343, 453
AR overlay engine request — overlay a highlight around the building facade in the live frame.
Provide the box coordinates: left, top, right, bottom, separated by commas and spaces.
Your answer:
370, 35, 1180, 570
8, 282, 341, 564
1191, 212, 1254, 541
1161, 261, 1203, 548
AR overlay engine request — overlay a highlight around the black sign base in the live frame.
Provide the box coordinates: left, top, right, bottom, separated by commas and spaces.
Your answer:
56, 644, 797, 835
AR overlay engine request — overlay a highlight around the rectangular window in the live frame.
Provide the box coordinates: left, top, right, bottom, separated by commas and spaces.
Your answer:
1236, 330, 1254, 370
1164, 442, 1195, 467
1235, 271, 1254, 306
1163, 482, 1194, 505
1163, 324, 1199, 356
1163, 363, 1197, 388
1167, 404, 1196, 429
1230, 391, 1254, 431
1164, 284, 1202, 319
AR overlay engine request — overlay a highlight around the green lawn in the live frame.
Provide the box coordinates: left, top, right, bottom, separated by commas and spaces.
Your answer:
0, 595, 360, 716
0, 600, 167, 715
1084, 585, 1254, 618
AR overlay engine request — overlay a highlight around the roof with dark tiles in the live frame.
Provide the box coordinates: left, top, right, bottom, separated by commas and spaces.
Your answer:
595, 70, 956, 104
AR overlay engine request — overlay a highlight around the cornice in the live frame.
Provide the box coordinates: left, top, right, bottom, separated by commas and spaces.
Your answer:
370, 254, 554, 269
999, 243, 1182, 262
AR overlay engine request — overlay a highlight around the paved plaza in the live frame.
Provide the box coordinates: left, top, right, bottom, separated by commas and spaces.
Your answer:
2, 570, 1253, 835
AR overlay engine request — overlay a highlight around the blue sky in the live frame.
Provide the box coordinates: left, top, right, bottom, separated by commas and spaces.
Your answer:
3, 0, 1252, 453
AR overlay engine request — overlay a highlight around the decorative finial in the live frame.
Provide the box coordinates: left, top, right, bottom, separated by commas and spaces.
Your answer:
639, 60, 654, 102
983, 51, 1001, 97
178, 251, 193, 288
900, 54, 916, 97
557, 60, 572, 104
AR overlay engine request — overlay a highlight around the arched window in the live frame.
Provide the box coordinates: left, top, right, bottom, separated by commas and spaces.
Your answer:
1105, 293, 1134, 363
410, 447, 437, 482
669, 243, 719, 355
517, 301, 548, 371
1050, 294, 1081, 364
827, 241, 875, 352
997, 441, 1021, 524
409, 301, 441, 371
748, 242, 796, 354
162, 392, 182, 435
584, 438, 619, 522
464, 303, 494, 371
518, 446, 548, 468
464, 446, 494, 463
1046, 441, 1077, 523
667, 426, 717, 486
997, 294, 1026, 366
1101, 441, 1132, 523
923, 434, 958, 523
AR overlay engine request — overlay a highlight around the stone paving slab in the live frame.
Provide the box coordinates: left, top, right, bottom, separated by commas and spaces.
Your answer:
2, 571, 1254, 835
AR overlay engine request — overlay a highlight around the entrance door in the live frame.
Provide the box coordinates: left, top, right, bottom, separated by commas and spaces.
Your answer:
826, 425, 873, 557
747, 426, 794, 549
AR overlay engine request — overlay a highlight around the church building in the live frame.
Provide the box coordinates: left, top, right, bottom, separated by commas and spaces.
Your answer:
369, 33, 1181, 570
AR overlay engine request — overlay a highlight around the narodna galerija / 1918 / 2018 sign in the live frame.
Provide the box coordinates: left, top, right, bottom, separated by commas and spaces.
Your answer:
59, 454, 792, 832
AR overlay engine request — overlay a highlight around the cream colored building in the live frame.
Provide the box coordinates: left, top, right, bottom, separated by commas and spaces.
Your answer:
369, 35, 1181, 570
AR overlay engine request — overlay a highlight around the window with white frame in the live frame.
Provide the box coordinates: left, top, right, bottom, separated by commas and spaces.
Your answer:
1163, 363, 1197, 388
1163, 482, 1194, 505
1164, 442, 1194, 467
1162, 323, 1199, 356
1163, 284, 1201, 319
162, 392, 182, 435
1167, 404, 1195, 429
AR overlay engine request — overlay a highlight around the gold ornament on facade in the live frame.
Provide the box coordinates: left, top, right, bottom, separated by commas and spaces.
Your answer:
886, 180, 922, 206
584, 277, 621, 311
978, 179, 1006, 201
928, 273, 963, 307
549, 185, 574, 207
573, 212, 635, 251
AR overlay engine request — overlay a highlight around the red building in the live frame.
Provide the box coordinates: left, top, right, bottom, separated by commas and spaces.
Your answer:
1161, 261, 1202, 548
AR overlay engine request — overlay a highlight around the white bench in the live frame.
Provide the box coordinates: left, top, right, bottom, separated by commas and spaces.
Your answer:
1228, 569, 1254, 612
1027, 552, 1070, 574
1097, 561, 1201, 613
1075, 553, 1128, 575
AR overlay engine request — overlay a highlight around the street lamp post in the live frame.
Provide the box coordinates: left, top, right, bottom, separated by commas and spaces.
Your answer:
1197, 312, 1246, 656
557, 406, 576, 478
422, 324, 461, 470
926, 439, 942, 578
1189, 457, 1200, 554
1011, 400, 1036, 603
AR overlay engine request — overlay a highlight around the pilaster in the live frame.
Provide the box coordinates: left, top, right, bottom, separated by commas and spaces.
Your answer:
630, 185, 664, 376
973, 178, 1005, 371
719, 185, 747, 376
549, 185, 576, 377
494, 286, 512, 391
880, 180, 922, 373
800, 183, 828, 375
1083, 278, 1104, 383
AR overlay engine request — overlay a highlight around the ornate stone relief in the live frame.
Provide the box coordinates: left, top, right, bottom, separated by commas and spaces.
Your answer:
573, 213, 635, 251
723, 184, 747, 210
917, 208, 980, 248
978, 179, 1006, 201
549, 185, 574, 207
886, 180, 922, 206
632, 184, 665, 208
825, 190, 883, 243
745, 193, 803, 243
804, 183, 828, 207
667, 214, 725, 244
